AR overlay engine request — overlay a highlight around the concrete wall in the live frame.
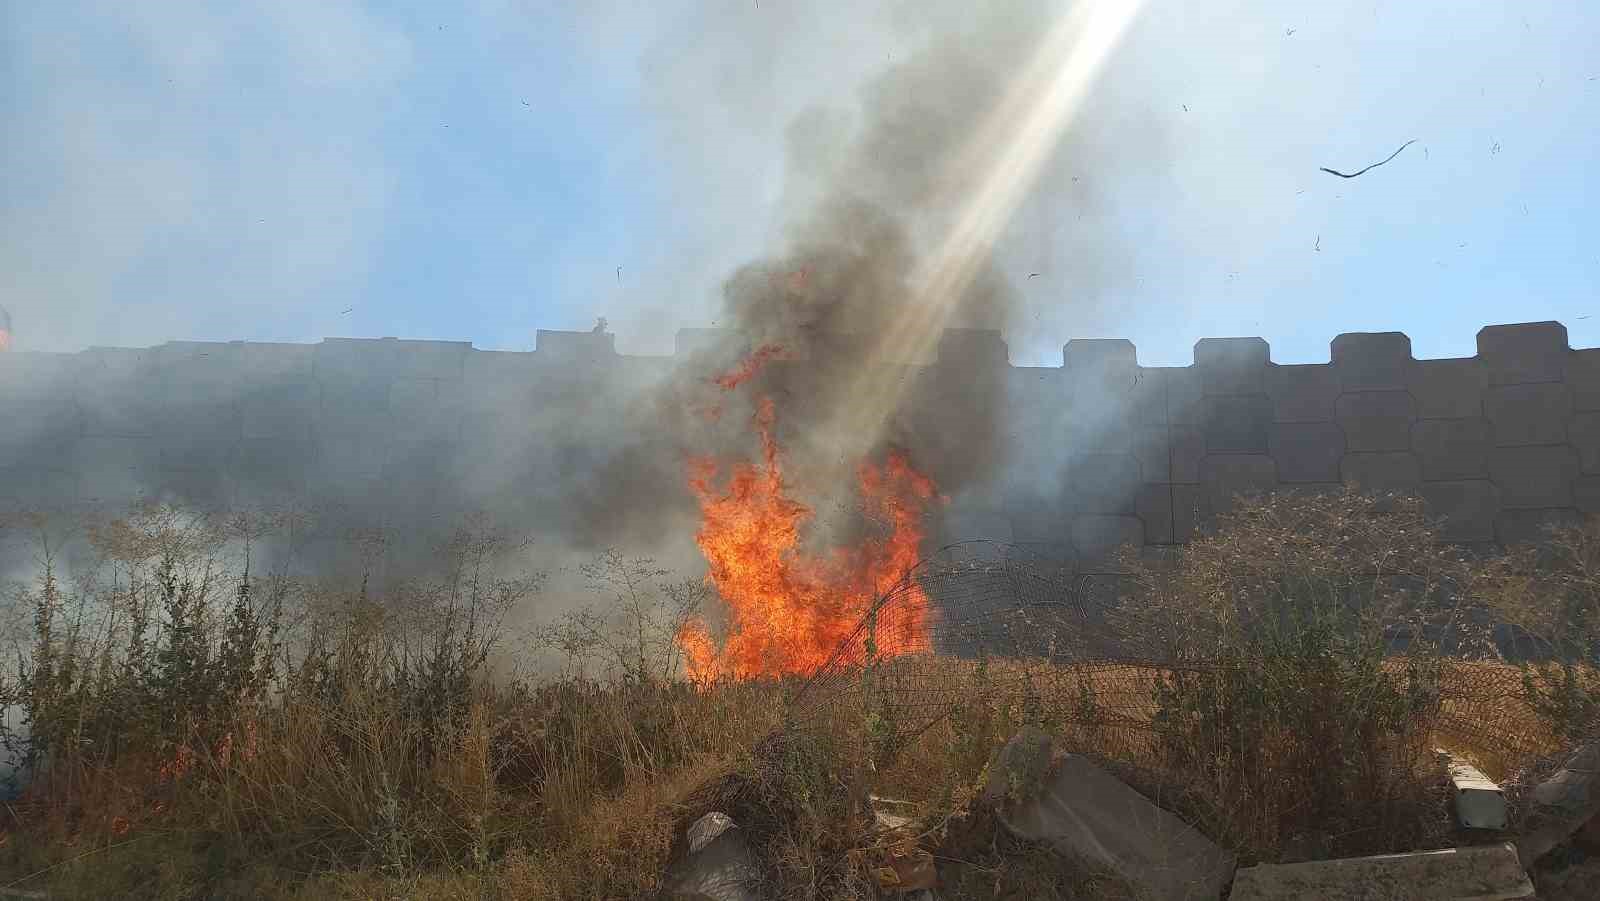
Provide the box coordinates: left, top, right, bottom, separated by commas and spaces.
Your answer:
1, 321, 1595, 566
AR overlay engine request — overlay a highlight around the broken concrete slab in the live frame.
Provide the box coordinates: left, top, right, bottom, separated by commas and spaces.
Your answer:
982, 731, 1234, 901
1440, 750, 1508, 830
1228, 842, 1535, 901
870, 795, 919, 833
864, 842, 937, 894
664, 811, 761, 901
978, 725, 1055, 811
1517, 738, 1600, 865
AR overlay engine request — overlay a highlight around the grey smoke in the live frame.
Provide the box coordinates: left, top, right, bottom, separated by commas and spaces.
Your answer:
1, 1, 1171, 594
586, 0, 1166, 547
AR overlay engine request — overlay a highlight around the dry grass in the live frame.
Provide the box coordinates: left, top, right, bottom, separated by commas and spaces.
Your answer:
1, 491, 1597, 898
0, 650, 1573, 899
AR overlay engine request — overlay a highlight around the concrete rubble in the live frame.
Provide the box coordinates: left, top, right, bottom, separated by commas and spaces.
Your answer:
1517, 738, 1600, 865
981, 728, 1236, 901
663, 811, 761, 901
1440, 749, 1508, 831
1228, 842, 1535, 901
864, 796, 937, 893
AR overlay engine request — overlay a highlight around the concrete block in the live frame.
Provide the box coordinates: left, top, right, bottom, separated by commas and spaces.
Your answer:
152, 339, 234, 368
1440, 751, 1507, 830
1064, 338, 1138, 386
1420, 481, 1501, 543
664, 811, 760, 901
1412, 357, 1488, 420
1193, 336, 1270, 395
1488, 445, 1580, 508
1496, 508, 1583, 547
461, 349, 543, 402
1342, 452, 1422, 493
936, 328, 1009, 367
1336, 390, 1416, 452
387, 377, 436, 410
1484, 382, 1570, 446
1478, 321, 1569, 386
1269, 422, 1346, 483
315, 430, 389, 484
942, 507, 1016, 544
0, 386, 83, 456
389, 379, 464, 446
1202, 394, 1272, 453
1129, 368, 1172, 426
148, 465, 234, 509
316, 337, 470, 382
1170, 483, 1203, 542
1201, 454, 1277, 511
1133, 425, 1172, 482
388, 338, 472, 381
223, 341, 317, 382
1518, 739, 1600, 866
233, 438, 317, 494
1135, 483, 1173, 544
1575, 476, 1600, 513
155, 414, 240, 469
986, 738, 1236, 901
1137, 484, 1204, 544
316, 380, 393, 433
1265, 363, 1340, 423
1567, 348, 1600, 411
1066, 408, 1135, 455
1228, 842, 1532, 901
64, 437, 156, 506
158, 357, 244, 408
0, 467, 80, 508
74, 351, 161, 438
1134, 425, 1204, 484
1071, 514, 1144, 559
1167, 368, 1204, 425
1067, 454, 1141, 513
1332, 331, 1413, 391
0, 349, 77, 382
1571, 412, 1600, 472
237, 378, 319, 442
1413, 419, 1491, 480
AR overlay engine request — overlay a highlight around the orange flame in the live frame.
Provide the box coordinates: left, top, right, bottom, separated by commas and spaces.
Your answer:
680, 349, 940, 680
711, 342, 788, 391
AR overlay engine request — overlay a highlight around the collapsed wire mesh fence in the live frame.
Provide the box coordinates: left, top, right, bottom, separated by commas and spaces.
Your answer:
784, 539, 1587, 779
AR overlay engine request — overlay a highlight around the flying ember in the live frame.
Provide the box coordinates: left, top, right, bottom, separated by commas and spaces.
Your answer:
678, 344, 941, 680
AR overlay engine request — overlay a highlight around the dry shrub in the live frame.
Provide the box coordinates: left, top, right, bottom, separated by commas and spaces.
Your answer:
1111, 487, 1474, 864
1473, 516, 1600, 744
4, 491, 1597, 897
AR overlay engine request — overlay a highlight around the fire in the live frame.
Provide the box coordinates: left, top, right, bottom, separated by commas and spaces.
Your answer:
679, 346, 941, 680
711, 342, 788, 391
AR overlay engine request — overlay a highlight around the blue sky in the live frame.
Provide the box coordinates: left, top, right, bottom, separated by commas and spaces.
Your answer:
3, 1, 1597, 367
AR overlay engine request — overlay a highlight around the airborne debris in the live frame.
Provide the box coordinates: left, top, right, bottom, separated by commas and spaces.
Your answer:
1320, 139, 1416, 178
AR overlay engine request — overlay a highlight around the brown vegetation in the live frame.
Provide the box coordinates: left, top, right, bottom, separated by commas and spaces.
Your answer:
0, 488, 1593, 898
